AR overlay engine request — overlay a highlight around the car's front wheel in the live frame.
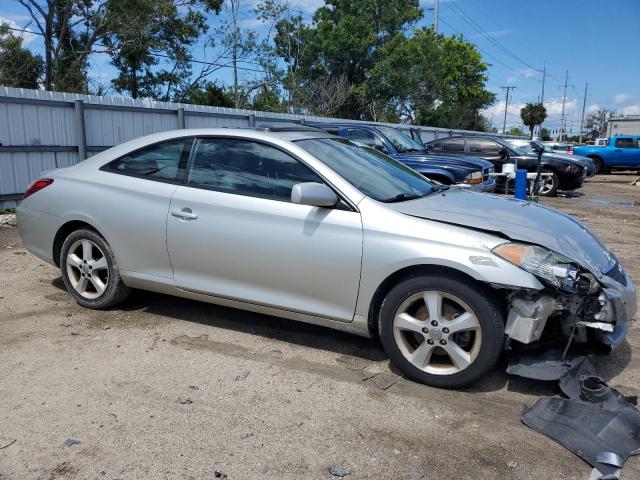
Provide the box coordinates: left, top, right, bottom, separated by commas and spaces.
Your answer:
60, 228, 131, 309
378, 274, 504, 388
537, 169, 559, 197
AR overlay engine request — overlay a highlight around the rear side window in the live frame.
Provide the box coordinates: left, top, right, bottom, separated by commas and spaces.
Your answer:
440, 138, 466, 152
615, 137, 635, 148
468, 139, 502, 155
187, 138, 323, 202
104, 139, 193, 182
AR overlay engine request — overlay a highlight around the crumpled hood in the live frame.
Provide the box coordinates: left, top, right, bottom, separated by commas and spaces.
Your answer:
388, 188, 614, 276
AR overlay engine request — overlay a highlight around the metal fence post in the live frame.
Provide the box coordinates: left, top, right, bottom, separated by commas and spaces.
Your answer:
177, 108, 185, 128
248, 114, 255, 127
74, 100, 87, 161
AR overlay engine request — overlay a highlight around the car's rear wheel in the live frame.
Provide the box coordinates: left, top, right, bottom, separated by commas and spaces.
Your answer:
378, 274, 504, 388
60, 229, 130, 308
537, 169, 559, 196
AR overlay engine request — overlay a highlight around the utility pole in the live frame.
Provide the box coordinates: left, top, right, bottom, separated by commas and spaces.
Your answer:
579, 82, 588, 144
537, 63, 546, 137
434, 0, 440, 33
500, 86, 516, 134
559, 70, 568, 142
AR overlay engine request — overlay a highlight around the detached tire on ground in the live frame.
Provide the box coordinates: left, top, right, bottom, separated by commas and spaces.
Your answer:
378, 274, 504, 388
538, 169, 559, 197
60, 228, 131, 309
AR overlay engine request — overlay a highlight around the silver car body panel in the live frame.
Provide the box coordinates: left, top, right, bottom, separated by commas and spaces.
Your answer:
16, 128, 635, 341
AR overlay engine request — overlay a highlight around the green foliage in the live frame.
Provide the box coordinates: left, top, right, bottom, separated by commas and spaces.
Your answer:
506, 126, 525, 136
181, 81, 234, 107
539, 127, 551, 141
584, 108, 613, 139
276, 0, 423, 118
104, 0, 221, 100
520, 103, 547, 139
0, 24, 44, 88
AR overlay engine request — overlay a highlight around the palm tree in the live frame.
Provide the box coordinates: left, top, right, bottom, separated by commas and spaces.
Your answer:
520, 103, 547, 139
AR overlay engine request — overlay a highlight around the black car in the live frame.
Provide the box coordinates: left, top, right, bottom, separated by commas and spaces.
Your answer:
424, 135, 587, 196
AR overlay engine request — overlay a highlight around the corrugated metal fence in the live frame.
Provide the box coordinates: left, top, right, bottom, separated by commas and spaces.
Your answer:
1, 86, 499, 208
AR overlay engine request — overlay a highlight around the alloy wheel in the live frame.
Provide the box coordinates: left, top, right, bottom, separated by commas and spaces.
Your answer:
392, 290, 482, 375
65, 239, 109, 299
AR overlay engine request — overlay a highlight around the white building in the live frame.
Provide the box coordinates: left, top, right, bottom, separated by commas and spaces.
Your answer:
607, 115, 640, 136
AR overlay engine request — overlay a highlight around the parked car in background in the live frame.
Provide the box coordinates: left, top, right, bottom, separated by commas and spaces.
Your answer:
17, 127, 635, 388
311, 123, 496, 192
571, 135, 640, 173
595, 138, 608, 146
506, 139, 597, 177
540, 141, 574, 154
424, 135, 588, 196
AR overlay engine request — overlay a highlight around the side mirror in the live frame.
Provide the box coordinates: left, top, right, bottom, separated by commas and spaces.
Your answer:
291, 182, 338, 208
424, 143, 433, 151
498, 147, 508, 158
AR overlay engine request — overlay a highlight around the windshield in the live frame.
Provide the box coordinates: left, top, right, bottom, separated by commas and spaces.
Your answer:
500, 139, 529, 156
505, 139, 537, 154
295, 138, 437, 202
376, 126, 425, 153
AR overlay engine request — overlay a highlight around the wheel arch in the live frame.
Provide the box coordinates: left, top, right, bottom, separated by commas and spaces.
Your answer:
366, 264, 506, 339
52, 220, 105, 267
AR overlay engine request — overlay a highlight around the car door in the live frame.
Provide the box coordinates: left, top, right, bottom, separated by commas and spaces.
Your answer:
166, 136, 363, 322
611, 137, 640, 168
97, 138, 193, 278
467, 139, 515, 171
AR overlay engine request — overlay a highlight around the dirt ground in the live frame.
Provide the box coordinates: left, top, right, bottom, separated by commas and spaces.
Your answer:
1, 174, 639, 480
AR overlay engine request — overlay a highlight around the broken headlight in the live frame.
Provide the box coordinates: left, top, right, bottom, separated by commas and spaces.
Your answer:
493, 242, 580, 290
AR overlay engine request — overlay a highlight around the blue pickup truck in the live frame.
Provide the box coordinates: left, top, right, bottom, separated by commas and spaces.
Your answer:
310, 123, 496, 192
572, 136, 640, 173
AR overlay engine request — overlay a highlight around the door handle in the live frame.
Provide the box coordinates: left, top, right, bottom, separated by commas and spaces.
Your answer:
171, 208, 198, 220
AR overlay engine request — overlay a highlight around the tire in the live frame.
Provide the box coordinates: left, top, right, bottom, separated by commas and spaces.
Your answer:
378, 274, 504, 388
60, 228, 131, 309
537, 169, 559, 197
590, 157, 604, 174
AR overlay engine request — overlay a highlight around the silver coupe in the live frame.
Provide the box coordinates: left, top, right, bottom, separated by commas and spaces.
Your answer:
17, 126, 636, 387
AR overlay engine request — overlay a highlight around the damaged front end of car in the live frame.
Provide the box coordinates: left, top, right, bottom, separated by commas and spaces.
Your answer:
493, 242, 635, 356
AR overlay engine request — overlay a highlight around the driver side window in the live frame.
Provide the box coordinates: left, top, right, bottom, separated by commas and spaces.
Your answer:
187, 138, 324, 203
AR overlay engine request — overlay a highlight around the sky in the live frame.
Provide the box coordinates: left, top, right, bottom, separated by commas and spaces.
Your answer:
1, 0, 639, 133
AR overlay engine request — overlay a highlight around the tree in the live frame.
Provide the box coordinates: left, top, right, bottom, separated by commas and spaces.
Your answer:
104, 0, 222, 101
181, 81, 234, 107
0, 23, 44, 88
276, 0, 422, 118
584, 108, 613, 139
506, 126, 525, 136
520, 103, 547, 139
540, 127, 551, 141
16, 0, 111, 92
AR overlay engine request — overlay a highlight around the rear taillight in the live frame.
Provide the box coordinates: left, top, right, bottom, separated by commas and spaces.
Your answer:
567, 147, 573, 154
23, 178, 54, 199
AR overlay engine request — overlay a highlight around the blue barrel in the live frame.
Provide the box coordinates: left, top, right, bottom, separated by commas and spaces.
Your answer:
514, 169, 527, 200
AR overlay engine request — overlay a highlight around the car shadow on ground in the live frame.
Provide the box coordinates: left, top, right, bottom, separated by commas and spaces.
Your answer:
51, 277, 634, 397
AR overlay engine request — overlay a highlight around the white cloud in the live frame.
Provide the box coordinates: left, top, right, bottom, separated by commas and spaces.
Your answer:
620, 104, 640, 116
519, 68, 538, 79
0, 16, 36, 45
613, 93, 632, 104
586, 103, 600, 113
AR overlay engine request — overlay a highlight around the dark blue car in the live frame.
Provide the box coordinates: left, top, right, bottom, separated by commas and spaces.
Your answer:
311, 123, 496, 192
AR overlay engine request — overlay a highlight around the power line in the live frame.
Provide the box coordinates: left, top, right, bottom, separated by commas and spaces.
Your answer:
446, 1, 542, 73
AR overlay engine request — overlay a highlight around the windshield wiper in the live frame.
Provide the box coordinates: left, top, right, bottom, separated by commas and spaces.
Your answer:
382, 192, 423, 203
